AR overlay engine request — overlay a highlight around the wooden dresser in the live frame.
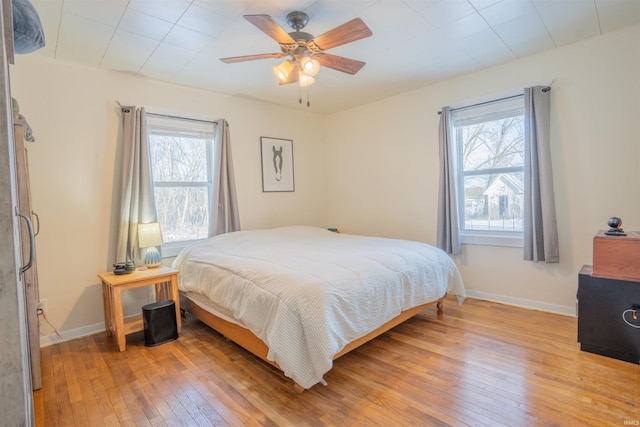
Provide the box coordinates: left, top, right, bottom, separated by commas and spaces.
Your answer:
577, 265, 640, 364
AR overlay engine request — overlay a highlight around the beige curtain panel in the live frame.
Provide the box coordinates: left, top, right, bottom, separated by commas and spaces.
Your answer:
114, 106, 158, 265
211, 119, 241, 235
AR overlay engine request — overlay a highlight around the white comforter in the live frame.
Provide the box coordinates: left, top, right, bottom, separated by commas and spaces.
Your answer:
173, 226, 466, 389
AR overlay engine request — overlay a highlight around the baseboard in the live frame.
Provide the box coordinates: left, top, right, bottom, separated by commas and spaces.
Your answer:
464, 289, 577, 317
40, 312, 139, 348
40, 321, 106, 348
40, 294, 152, 348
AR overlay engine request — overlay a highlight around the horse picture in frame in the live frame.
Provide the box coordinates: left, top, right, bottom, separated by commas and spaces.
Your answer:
260, 137, 294, 192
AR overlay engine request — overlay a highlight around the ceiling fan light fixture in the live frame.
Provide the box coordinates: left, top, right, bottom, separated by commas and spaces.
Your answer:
272, 60, 293, 82
298, 74, 315, 87
225, 12, 373, 102
300, 56, 320, 76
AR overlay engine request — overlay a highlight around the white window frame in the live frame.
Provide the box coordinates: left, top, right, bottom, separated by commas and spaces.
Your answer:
451, 96, 525, 248
146, 114, 217, 258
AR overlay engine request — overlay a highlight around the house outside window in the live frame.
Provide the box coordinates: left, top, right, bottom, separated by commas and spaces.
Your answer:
451, 96, 525, 247
146, 114, 217, 256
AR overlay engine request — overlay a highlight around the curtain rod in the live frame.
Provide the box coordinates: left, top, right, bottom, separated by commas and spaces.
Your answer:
437, 87, 551, 115
146, 112, 217, 125
119, 107, 218, 125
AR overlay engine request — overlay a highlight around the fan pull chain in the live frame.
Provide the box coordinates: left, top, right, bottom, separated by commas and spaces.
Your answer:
298, 84, 310, 107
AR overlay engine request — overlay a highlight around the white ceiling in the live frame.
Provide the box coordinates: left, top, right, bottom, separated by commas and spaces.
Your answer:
27, 0, 640, 114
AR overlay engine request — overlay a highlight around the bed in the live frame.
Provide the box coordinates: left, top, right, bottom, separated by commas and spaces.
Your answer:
173, 226, 466, 391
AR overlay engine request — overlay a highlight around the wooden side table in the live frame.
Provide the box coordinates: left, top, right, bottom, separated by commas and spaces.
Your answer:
98, 266, 181, 351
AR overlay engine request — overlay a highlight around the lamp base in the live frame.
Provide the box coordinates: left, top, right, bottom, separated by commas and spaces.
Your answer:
144, 246, 162, 268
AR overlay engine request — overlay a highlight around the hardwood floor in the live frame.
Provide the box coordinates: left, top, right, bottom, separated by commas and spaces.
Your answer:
34, 296, 639, 426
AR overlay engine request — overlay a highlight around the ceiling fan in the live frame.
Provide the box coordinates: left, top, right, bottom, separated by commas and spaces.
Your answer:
220, 11, 373, 87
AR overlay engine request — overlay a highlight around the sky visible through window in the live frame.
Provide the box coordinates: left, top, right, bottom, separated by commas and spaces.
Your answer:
457, 114, 524, 232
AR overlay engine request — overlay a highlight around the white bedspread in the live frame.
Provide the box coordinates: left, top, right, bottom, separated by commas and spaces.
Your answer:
173, 226, 466, 389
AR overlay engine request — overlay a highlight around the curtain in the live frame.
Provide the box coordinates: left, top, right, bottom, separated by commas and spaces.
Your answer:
115, 106, 158, 264
436, 106, 461, 255
523, 86, 559, 262
211, 119, 241, 235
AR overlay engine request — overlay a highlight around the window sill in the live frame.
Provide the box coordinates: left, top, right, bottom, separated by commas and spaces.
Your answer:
161, 239, 204, 258
461, 233, 523, 248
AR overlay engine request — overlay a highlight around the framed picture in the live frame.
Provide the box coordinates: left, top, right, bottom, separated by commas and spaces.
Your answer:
260, 137, 294, 192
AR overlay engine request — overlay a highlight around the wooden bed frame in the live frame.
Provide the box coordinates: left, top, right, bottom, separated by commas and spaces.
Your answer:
180, 292, 444, 393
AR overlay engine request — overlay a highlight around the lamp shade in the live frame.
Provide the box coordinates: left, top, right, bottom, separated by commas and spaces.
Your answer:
138, 222, 163, 248
272, 60, 293, 82
298, 74, 315, 87
300, 57, 320, 77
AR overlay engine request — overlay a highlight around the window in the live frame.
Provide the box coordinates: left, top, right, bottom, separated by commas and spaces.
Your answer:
146, 114, 217, 256
451, 96, 525, 246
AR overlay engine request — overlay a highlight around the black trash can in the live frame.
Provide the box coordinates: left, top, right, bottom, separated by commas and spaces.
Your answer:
142, 299, 178, 347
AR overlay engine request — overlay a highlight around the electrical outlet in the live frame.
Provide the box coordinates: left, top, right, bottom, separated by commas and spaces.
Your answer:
37, 299, 47, 313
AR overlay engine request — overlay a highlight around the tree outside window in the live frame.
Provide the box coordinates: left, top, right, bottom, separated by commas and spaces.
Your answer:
147, 114, 216, 244
452, 97, 525, 236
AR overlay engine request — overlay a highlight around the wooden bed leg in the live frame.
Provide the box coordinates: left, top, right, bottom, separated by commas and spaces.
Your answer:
293, 383, 305, 394
437, 299, 444, 313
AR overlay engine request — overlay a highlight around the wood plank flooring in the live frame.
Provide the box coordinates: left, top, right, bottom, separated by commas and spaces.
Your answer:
34, 296, 639, 426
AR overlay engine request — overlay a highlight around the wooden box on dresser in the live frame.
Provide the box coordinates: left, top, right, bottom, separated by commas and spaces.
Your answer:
577, 265, 640, 364
592, 230, 640, 282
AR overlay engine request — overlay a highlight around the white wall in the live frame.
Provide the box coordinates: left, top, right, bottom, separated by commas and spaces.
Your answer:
9, 24, 639, 342
326, 25, 640, 314
10, 56, 327, 339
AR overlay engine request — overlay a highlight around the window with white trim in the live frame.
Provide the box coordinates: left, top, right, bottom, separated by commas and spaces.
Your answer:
146, 114, 217, 256
451, 96, 525, 247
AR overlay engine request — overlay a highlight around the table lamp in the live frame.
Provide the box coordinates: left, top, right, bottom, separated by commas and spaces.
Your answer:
138, 222, 163, 268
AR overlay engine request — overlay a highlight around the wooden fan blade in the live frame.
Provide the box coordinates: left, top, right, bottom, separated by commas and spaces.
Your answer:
244, 14, 296, 45
220, 53, 283, 63
317, 54, 366, 75
311, 18, 372, 51
279, 66, 299, 85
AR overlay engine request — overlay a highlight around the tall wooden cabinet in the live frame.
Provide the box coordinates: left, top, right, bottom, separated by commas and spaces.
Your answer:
0, 0, 35, 422
13, 116, 41, 390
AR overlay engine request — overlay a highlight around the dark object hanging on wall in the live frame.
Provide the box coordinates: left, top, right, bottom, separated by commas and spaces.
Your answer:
12, 0, 45, 54
605, 216, 627, 236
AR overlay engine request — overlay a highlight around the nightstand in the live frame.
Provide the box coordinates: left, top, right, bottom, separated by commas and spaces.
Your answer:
98, 266, 181, 351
